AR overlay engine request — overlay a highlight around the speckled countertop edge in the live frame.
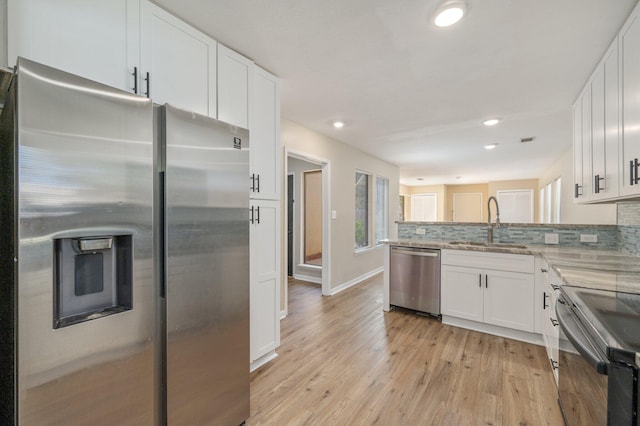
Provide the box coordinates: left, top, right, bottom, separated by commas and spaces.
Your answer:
383, 239, 640, 292
395, 221, 618, 228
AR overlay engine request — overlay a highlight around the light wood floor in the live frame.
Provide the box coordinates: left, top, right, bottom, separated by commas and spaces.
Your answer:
248, 274, 563, 425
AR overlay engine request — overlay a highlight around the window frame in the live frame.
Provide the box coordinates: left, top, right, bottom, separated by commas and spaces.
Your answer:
375, 176, 389, 245
354, 170, 371, 252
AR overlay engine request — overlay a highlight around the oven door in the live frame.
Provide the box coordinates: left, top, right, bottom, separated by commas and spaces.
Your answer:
556, 296, 608, 425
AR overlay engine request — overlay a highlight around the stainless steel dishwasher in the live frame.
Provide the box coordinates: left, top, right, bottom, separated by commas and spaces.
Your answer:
389, 246, 441, 316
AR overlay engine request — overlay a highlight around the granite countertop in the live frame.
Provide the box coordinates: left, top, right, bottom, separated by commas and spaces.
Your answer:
384, 239, 640, 294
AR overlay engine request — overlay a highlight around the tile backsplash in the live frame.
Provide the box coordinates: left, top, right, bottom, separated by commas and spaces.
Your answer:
397, 200, 640, 255
618, 202, 640, 255
397, 222, 618, 249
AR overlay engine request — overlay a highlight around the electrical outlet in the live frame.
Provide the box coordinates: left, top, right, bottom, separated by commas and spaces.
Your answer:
580, 234, 598, 243
545, 233, 559, 244
416, 228, 426, 235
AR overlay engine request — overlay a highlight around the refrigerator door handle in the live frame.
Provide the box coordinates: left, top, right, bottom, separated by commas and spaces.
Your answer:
159, 171, 166, 299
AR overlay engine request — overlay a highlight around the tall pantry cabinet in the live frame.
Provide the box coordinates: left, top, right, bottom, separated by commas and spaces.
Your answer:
249, 67, 282, 367
6, 0, 282, 369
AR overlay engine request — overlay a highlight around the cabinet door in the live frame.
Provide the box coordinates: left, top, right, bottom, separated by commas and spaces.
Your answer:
140, 0, 216, 117
591, 40, 620, 201
620, 6, 640, 197
581, 86, 593, 201
591, 65, 606, 199
572, 98, 586, 202
218, 44, 253, 129
483, 270, 535, 332
7, 0, 139, 92
250, 66, 281, 200
249, 199, 281, 362
441, 265, 483, 323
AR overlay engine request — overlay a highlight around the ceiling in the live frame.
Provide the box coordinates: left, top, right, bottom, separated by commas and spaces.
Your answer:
153, 0, 637, 186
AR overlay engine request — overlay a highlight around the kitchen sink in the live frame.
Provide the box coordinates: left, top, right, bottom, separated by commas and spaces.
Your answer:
448, 241, 528, 249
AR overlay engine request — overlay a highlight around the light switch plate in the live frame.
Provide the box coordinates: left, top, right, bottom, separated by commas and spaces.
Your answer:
545, 233, 559, 244
331, 210, 337, 220
580, 234, 598, 243
416, 228, 426, 235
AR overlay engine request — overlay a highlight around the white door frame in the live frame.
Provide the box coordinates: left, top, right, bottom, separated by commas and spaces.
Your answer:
284, 148, 332, 314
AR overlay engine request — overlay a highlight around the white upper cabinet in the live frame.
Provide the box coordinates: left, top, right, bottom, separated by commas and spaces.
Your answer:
140, 0, 216, 117
7, 0, 139, 92
573, 0, 640, 203
250, 66, 281, 200
589, 38, 620, 202
620, 4, 640, 197
217, 44, 253, 129
572, 96, 586, 202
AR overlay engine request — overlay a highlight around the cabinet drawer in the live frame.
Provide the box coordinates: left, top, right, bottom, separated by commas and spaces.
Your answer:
442, 249, 534, 274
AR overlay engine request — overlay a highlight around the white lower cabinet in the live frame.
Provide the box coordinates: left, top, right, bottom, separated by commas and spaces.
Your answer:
441, 250, 535, 333
541, 262, 561, 385
249, 199, 281, 363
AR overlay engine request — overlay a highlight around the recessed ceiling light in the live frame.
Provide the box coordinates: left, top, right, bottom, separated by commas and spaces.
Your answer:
484, 144, 498, 150
433, 1, 467, 27
333, 121, 344, 129
483, 118, 500, 126
417, 177, 424, 181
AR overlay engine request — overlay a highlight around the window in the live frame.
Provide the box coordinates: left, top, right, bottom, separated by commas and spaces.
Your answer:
546, 182, 552, 223
539, 187, 545, 224
554, 177, 562, 224
355, 172, 370, 249
540, 178, 561, 224
375, 177, 389, 243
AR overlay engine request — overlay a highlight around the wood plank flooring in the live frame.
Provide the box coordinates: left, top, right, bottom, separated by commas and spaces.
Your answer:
248, 275, 563, 425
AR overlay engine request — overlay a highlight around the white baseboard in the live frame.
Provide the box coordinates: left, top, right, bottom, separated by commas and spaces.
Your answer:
293, 273, 322, 284
442, 315, 544, 346
329, 267, 383, 296
250, 350, 278, 373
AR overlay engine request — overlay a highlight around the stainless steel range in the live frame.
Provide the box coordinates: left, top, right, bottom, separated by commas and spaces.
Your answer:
556, 285, 640, 425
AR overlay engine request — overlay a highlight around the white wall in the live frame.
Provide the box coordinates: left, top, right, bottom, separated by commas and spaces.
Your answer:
538, 148, 617, 224
281, 118, 400, 293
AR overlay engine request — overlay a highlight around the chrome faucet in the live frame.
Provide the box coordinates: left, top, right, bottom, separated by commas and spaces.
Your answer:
487, 196, 500, 244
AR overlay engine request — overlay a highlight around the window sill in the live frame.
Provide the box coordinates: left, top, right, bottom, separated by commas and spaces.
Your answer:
354, 245, 383, 255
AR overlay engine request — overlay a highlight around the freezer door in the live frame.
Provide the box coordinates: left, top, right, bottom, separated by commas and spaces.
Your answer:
163, 105, 250, 424
13, 58, 155, 424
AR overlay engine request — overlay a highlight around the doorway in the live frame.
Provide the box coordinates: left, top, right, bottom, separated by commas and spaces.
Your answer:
285, 149, 331, 316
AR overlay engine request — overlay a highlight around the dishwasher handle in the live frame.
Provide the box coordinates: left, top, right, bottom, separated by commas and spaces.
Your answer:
391, 247, 440, 257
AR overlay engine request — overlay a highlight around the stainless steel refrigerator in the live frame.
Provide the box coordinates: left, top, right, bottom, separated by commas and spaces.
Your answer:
0, 58, 156, 424
1, 59, 250, 425
157, 104, 250, 425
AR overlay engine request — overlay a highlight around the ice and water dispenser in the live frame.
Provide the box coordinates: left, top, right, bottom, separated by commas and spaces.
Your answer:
54, 235, 133, 328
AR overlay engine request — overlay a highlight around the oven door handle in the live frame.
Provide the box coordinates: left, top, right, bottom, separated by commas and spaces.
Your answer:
556, 300, 609, 375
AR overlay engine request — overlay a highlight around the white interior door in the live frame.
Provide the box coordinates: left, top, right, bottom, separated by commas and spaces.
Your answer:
497, 190, 534, 223
410, 193, 437, 221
